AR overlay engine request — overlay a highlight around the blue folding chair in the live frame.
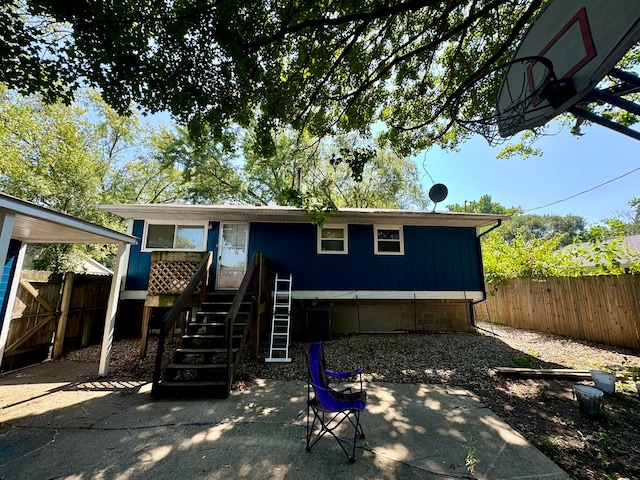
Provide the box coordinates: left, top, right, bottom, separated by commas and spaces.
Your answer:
305, 341, 366, 463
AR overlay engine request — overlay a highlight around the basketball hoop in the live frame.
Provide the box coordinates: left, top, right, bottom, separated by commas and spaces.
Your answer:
453, 56, 561, 146
453, 1, 640, 144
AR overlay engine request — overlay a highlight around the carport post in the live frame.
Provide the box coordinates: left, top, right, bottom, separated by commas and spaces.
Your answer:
0, 235, 26, 368
0, 213, 16, 365
0, 212, 15, 273
99, 242, 127, 376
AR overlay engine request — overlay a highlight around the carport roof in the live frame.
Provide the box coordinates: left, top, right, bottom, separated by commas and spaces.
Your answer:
0, 193, 138, 245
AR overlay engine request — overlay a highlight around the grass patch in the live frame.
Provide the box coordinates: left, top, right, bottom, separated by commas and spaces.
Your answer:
464, 432, 479, 475
513, 349, 541, 368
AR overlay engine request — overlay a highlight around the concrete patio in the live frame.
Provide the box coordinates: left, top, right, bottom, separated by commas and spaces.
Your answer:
0, 361, 569, 479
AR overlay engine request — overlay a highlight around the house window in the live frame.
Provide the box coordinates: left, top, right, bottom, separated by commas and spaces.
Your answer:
374, 226, 404, 255
143, 223, 207, 251
318, 224, 348, 254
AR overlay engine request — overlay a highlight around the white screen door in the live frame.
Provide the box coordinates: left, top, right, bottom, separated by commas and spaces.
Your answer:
216, 223, 249, 290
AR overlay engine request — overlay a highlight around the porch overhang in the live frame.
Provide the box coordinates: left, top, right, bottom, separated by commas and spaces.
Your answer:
0, 192, 138, 377
1, 193, 137, 244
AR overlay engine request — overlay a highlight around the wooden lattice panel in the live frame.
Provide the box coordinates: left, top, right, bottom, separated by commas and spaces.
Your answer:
148, 261, 202, 295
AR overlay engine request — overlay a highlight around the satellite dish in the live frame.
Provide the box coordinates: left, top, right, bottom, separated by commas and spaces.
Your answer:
428, 183, 448, 204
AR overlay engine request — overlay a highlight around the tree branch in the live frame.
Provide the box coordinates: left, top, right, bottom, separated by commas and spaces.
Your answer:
245, 0, 446, 50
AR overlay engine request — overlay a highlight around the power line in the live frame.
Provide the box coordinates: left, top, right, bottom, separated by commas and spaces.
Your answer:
419, 147, 436, 184
524, 165, 640, 213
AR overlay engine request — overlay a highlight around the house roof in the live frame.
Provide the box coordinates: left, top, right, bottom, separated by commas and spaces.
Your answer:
100, 203, 510, 227
100, 203, 509, 228
561, 234, 640, 268
625, 234, 640, 251
23, 250, 114, 275
0, 193, 138, 245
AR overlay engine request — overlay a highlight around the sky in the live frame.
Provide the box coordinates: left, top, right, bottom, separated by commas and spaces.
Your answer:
146, 109, 638, 225
416, 121, 640, 225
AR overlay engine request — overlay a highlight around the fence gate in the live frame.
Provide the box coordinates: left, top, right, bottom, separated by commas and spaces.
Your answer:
1, 270, 112, 371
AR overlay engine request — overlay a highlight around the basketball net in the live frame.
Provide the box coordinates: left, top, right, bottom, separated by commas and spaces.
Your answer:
454, 56, 557, 146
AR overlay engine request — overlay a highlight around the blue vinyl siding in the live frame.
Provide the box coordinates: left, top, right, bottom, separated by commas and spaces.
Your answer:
124, 219, 484, 293
248, 223, 483, 291
0, 239, 22, 331
207, 222, 219, 285
125, 220, 151, 290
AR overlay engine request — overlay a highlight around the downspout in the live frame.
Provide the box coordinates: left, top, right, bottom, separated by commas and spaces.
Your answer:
471, 220, 502, 335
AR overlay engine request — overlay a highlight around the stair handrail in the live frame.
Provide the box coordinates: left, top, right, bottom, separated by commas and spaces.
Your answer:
224, 251, 262, 391
151, 251, 213, 397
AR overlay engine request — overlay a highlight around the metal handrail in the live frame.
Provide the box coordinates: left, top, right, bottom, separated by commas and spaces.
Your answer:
151, 251, 213, 397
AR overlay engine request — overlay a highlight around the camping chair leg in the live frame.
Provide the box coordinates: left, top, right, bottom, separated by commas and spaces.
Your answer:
349, 411, 365, 440
306, 407, 364, 463
345, 410, 365, 463
306, 404, 316, 452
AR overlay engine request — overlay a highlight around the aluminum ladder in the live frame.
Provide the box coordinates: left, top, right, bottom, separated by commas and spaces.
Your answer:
266, 273, 292, 363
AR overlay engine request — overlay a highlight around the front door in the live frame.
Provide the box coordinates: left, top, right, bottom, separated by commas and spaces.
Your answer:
216, 223, 249, 290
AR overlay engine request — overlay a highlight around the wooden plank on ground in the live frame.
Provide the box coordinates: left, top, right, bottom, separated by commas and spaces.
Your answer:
496, 367, 628, 380
496, 368, 593, 379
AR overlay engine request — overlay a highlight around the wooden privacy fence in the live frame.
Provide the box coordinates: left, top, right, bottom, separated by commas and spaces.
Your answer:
2, 270, 112, 370
476, 275, 640, 350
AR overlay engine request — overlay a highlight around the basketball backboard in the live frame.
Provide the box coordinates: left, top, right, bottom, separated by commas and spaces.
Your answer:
497, 0, 640, 136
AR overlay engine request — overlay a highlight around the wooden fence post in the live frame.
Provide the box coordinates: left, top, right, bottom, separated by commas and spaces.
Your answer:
630, 275, 640, 349
52, 272, 74, 360
81, 312, 92, 348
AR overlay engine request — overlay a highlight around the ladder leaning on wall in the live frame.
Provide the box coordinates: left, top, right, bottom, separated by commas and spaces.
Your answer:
266, 273, 293, 363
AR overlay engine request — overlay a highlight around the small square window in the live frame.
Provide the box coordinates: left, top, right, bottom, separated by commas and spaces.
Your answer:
318, 225, 348, 254
144, 223, 206, 251
375, 226, 404, 255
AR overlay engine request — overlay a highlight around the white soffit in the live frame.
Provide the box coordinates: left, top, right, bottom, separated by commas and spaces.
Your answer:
0, 193, 138, 245
100, 203, 509, 228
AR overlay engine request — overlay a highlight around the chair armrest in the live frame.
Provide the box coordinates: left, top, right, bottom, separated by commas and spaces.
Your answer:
308, 381, 344, 398
308, 381, 362, 397
307, 381, 366, 410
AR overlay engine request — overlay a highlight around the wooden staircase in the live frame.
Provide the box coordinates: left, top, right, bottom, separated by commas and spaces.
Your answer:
154, 292, 255, 398
150, 251, 270, 399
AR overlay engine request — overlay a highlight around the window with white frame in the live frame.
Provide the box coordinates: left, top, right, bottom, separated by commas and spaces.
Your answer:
317, 224, 348, 254
374, 225, 404, 255
143, 222, 207, 251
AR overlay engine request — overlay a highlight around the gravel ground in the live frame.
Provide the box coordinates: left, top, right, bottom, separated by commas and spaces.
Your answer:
64, 322, 640, 384
240, 321, 640, 386
63, 322, 640, 479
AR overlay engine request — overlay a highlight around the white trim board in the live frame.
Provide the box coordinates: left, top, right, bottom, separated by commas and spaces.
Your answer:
291, 290, 484, 301
120, 290, 147, 301
122, 289, 484, 302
